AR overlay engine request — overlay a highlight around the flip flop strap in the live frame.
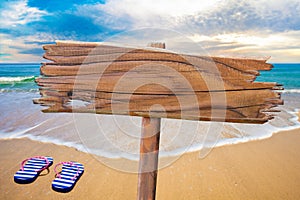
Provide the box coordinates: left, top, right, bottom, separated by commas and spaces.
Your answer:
54, 162, 80, 180
21, 156, 50, 172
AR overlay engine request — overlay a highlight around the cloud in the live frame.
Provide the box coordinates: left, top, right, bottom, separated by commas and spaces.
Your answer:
1, 0, 299, 62
188, 30, 300, 62
76, 0, 224, 29
97, 0, 222, 18
190, 31, 300, 48
178, 0, 300, 35
0, 53, 12, 61
78, 0, 300, 33
73, 0, 300, 62
0, 33, 44, 62
0, 0, 47, 28
0, 0, 118, 62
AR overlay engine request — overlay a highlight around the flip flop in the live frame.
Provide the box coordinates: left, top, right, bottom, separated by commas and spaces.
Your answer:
52, 161, 84, 193
14, 156, 53, 184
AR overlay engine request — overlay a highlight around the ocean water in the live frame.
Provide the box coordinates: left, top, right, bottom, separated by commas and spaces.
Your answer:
0, 63, 39, 92
0, 63, 299, 167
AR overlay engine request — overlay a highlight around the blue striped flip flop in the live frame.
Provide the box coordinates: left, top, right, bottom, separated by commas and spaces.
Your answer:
14, 156, 53, 184
52, 161, 84, 193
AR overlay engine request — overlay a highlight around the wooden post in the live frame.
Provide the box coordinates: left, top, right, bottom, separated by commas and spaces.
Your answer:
137, 42, 165, 200
137, 117, 161, 200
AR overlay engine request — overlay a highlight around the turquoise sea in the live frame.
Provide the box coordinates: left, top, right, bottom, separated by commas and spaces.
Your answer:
0, 63, 39, 92
0, 63, 299, 163
256, 63, 300, 90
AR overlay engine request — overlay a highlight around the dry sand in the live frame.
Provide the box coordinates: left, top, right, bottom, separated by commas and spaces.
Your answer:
0, 118, 300, 199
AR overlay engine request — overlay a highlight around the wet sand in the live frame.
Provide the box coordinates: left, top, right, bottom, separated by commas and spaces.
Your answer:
1, 125, 300, 199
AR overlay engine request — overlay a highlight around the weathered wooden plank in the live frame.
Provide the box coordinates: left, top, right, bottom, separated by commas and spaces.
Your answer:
212, 57, 273, 72
44, 42, 269, 64
33, 88, 282, 123
34, 41, 283, 124
40, 61, 258, 85
43, 43, 272, 74
40, 61, 210, 76
45, 47, 136, 56
35, 89, 281, 108
43, 53, 270, 77
37, 104, 270, 123
36, 72, 279, 94
50, 41, 99, 47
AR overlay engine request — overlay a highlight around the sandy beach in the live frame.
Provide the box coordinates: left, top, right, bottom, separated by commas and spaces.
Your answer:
1, 0, 299, 198
0, 113, 299, 200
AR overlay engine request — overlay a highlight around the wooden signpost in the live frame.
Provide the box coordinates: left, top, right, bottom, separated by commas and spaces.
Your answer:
34, 41, 282, 200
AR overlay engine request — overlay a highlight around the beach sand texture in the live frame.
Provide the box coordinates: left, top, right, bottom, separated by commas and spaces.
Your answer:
1, 120, 300, 199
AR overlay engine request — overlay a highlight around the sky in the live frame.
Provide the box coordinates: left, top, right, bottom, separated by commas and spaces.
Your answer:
0, 0, 299, 63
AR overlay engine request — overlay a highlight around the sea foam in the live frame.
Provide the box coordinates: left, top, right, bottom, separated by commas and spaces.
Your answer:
0, 76, 36, 83
0, 92, 299, 162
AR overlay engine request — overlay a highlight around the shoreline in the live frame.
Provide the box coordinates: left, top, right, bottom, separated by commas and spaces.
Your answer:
0, 91, 299, 163
1, 122, 300, 199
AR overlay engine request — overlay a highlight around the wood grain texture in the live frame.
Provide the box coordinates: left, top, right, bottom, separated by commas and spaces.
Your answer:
34, 41, 283, 124
137, 117, 161, 200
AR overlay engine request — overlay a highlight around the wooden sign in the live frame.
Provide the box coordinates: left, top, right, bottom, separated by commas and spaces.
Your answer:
34, 41, 282, 124
34, 41, 282, 200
